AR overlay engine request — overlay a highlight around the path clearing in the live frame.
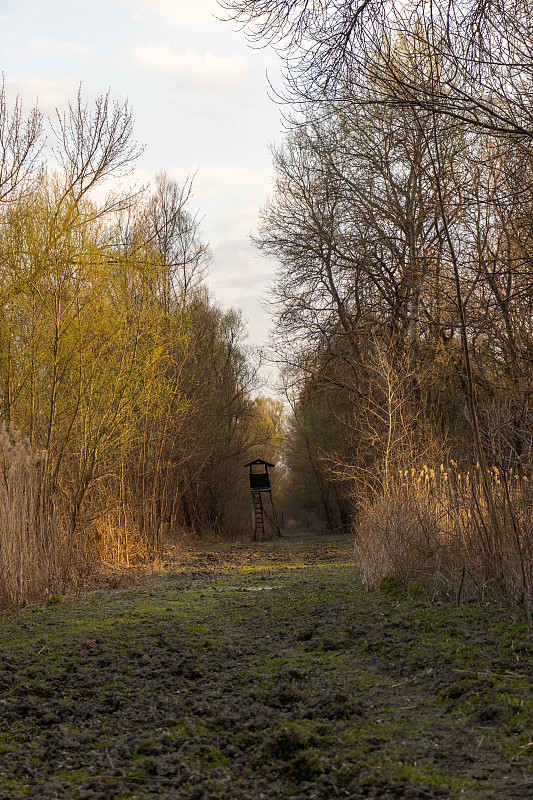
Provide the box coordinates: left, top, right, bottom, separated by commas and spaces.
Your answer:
1, 532, 532, 798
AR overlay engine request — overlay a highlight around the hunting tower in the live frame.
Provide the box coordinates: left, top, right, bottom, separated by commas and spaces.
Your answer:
244, 458, 281, 539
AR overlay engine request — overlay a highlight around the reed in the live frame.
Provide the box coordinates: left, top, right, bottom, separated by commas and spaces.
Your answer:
0, 421, 65, 607
356, 461, 533, 607
0, 423, 178, 610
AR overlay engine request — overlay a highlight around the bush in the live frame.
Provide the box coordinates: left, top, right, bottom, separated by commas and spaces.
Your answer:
355, 463, 533, 607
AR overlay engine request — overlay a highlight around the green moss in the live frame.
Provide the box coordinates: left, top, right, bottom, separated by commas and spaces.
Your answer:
394, 763, 486, 792
379, 576, 404, 595
52, 769, 91, 781
199, 746, 230, 770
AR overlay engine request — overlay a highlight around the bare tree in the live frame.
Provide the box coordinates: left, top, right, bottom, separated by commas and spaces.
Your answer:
0, 79, 43, 203
220, 0, 533, 140
136, 172, 210, 310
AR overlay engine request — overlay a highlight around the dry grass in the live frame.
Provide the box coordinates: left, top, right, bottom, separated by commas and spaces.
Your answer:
356, 462, 533, 607
0, 424, 177, 609
0, 421, 66, 607
84, 503, 160, 569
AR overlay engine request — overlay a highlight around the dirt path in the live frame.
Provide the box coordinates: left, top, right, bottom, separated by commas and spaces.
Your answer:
1, 531, 533, 799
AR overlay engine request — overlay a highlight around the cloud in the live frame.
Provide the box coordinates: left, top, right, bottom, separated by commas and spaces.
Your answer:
208, 243, 275, 353
26, 37, 95, 59
118, 0, 218, 26
168, 163, 272, 203
163, 163, 274, 250
132, 44, 248, 93
4, 76, 83, 114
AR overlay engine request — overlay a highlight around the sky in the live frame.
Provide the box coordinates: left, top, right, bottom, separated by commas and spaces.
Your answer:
0, 0, 285, 386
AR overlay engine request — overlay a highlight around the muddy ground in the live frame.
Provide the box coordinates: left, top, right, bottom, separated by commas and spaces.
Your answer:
1, 531, 533, 799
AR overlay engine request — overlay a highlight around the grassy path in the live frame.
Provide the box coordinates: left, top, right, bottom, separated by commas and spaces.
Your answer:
1, 531, 533, 798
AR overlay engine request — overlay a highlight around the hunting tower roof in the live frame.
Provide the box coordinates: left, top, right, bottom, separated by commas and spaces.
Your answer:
243, 458, 276, 468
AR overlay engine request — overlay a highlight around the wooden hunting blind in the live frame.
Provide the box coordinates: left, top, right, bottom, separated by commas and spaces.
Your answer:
244, 458, 281, 539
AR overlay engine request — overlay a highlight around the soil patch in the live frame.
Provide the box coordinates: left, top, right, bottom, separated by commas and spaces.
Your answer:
1, 531, 533, 798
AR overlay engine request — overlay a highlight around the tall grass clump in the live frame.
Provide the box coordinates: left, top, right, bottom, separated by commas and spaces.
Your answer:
356, 462, 533, 609
0, 421, 66, 608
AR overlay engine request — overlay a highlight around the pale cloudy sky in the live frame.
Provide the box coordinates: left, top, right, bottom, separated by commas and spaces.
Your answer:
0, 0, 284, 381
